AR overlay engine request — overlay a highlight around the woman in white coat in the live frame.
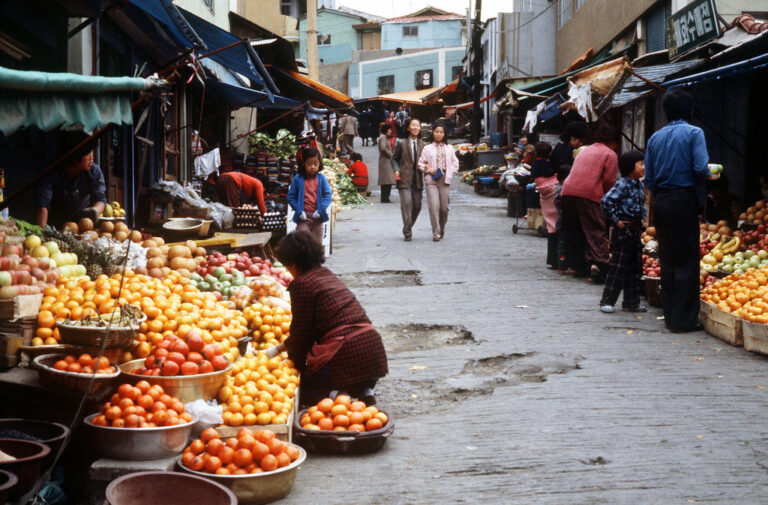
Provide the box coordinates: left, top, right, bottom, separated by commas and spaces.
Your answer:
417, 123, 459, 241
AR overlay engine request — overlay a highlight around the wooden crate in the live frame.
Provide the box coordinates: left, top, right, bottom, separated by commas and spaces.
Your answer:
0, 319, 36, 340
215, 409, 294, 442
0, 294, 43, 321
742, 320, 768, 356
700, 302, 743, 346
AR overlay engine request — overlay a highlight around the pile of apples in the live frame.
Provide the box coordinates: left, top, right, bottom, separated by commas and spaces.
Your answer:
130, 332, 230, 376
642, 254, 660, 278
739, 226, 768, 253
196, 252, 292, 286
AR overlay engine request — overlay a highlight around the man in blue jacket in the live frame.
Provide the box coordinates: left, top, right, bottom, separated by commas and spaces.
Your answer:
645, 88, 710, 332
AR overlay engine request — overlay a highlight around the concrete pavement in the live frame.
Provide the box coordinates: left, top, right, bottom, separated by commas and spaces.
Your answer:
280, 139, 768, 504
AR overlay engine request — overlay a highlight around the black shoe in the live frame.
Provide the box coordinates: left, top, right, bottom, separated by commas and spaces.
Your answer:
359, 388, 376, 406
381, 199, 391, 203
670, 324, 703, 333
622, 305, 648, 312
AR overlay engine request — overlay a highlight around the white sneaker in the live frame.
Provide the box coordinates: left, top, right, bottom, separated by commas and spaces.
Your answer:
600, 305, 614, 313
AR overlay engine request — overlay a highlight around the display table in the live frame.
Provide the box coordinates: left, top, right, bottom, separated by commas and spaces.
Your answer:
178, 232, 274, 260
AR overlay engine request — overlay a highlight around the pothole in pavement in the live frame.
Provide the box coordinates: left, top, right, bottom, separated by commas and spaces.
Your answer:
379, 324, 476, 352
337, 270, 421, 288
375, 352, 583, 418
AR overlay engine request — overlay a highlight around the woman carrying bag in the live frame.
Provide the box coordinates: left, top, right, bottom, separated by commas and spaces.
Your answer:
417, 123, 459, 242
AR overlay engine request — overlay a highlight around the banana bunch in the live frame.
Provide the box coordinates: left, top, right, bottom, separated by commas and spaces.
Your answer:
719, 236, 740, 254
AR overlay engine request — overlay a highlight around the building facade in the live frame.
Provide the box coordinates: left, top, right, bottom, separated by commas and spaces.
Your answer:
175, 0, 231, 29
556, 0, 768, 71
230, 0, 304, 50
349, 46, 465, 98
298, 7, 384, 65
381, 8, 466, 50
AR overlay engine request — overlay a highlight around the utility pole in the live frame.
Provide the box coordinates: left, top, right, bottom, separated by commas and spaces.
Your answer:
307, 0, 319, 81
470, 0, 482, 144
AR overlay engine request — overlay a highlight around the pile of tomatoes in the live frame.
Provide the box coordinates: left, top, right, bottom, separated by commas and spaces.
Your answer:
89, 381, 193, 428
130, 332, 229, 376
299, 395, 388, 433
181, 427, 300, 475
52, 353, 116, 374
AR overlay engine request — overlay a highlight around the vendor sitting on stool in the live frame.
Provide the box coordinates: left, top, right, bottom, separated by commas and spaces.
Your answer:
214, 171, 267, 213
35, 131, 106, 227
266, 231, 388, 406
346, 152, 369, 193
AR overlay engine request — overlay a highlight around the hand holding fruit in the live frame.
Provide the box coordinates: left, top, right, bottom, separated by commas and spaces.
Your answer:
266, 344, 285, 359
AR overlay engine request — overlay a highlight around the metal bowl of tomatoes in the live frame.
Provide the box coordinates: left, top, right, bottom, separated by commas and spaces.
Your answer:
176, 445, 306, 505
119, 359, 232, 404
84, 414, 196, 461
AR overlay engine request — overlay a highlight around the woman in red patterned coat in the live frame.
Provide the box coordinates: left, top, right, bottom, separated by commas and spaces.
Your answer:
266, 231, 388, 406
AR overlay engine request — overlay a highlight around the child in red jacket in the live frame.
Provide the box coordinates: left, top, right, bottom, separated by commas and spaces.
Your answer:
347, 153, 369, 192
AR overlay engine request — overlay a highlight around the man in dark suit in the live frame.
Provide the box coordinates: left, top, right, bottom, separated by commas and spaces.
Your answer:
391, 118, 425, 241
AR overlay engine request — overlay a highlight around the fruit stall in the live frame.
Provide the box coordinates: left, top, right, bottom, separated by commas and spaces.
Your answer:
0, 209, 390, 504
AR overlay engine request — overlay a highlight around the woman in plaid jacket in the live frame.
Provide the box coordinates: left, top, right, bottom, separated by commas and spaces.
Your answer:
267, 231, 388, 405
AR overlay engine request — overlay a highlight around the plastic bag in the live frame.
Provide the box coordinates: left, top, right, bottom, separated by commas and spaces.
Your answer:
229, 286, 254, 310
248, 275, 286, 299
184, 399, 223, 425
150, 181, 234, 229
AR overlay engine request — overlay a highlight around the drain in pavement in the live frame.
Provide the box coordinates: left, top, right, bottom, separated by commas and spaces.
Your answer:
338, 270, 421, 288
378, 324, 476, 352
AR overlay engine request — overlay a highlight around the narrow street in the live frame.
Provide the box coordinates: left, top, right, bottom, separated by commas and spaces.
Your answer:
281, 140, 768, 504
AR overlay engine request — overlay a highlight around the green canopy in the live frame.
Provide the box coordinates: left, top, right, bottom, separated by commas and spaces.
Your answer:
0, 66, 162, 134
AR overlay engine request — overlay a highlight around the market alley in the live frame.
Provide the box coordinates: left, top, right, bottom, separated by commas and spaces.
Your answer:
278, 140, 768, 504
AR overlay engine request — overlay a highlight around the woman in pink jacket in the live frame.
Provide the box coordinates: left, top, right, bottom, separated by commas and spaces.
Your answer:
418, 123, 460, 241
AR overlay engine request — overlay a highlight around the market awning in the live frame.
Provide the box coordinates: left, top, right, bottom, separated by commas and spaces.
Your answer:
0, 66, 165, 134
600, 59, 704, 111
125, 0, 276, 94
569, 57, 630, 95
449, 91, 499, 109
204, 79, 300, 110
372, 87, 442, 105
267, 66, 353, 109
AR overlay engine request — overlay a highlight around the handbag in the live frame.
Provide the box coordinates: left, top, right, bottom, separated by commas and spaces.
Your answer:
431, 168, 445, 181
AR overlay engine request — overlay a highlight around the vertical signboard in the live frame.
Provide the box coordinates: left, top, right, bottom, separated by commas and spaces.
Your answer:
666, 0, 721, 60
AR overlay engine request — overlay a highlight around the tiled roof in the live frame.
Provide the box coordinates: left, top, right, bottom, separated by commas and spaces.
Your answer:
385, 13, 464, 24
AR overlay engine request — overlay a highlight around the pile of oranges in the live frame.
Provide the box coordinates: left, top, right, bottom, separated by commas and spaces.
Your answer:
217, 351, 299, 427
701, 267, 768, 323
241, 297, 291, 350
299, 396, 388, 433
52, 353, 116, 374
181, 427, 300, 475
89, 381, 193, 428
34, 271, 248, 364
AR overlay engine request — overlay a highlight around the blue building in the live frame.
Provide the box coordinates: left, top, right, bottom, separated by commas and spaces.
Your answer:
298, 6, 384, 65
348, 8, 466, 99
381, 7, 465, 50
349, 47, 465, 98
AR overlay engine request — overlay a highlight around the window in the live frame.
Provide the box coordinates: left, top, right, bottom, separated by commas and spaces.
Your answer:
403, 26, 418, 37
575, 0, 585, 11
451, 65, 463, 80
317, 34, 331, 45
558, 0, 571, 29
645, 0, 671, 53
280, 0, 292, 16
414, 69, 433, 89
378, 75, 394, 95
203, 0, 214, 14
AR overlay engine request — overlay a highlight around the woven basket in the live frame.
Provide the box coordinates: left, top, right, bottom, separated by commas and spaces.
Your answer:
33, 353, 120, 400
644, 277, 662, 307
56, 314, 145, 349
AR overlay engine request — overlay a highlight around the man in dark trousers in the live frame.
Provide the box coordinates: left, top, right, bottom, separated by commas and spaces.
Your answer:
391, 118, 425, 241
645, 89, 710, 332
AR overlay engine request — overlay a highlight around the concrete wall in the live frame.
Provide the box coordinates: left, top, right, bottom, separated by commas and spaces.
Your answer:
497, 7, 556, 79
174, 0, 230, 29
555, 0, 655, 72
319, 61, 350, 94
299, 10, 361, 65
348, 47, 464, 98
381, 19, 464, 50
235, 0, 299, 38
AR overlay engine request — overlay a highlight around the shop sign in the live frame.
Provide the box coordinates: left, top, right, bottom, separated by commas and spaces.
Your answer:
666, 0, 721, 60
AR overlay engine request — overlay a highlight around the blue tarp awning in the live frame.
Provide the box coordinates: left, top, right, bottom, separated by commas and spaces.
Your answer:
205, 79, 300, 110
127, 0, 276, 95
